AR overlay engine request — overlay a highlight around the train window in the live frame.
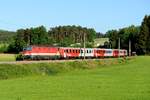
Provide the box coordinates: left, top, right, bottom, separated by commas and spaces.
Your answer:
100, 50, 102, 53
89, 50, 91, 53
78, 50, 80, 53
90, 50, 92, 53
87, 50, 88, 53
106, 50, 112, 53
70, 49, 71, 53
76, 50, 78, 53
81, 50, 83, 53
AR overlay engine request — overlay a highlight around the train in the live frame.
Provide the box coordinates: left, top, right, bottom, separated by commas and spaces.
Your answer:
21, 46, 127, 60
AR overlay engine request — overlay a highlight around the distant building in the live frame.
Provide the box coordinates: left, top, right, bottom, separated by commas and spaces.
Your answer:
94, 38, 109, 47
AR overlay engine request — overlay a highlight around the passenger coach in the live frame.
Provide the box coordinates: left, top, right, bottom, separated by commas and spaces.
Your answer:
21, 46, 127, 60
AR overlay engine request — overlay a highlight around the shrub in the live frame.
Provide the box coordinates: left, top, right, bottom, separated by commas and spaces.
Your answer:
15, 54, 24, 61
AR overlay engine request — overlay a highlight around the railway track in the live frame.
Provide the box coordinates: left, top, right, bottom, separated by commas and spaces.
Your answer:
0, 57, 129, 64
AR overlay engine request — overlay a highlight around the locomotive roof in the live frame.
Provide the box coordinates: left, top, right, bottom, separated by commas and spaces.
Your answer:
25, 45, 127, 51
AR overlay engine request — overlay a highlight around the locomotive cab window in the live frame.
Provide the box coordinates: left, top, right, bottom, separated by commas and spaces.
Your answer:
24, 47, 32, 51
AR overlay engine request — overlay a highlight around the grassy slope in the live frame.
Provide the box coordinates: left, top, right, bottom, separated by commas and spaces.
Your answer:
0, 56, 150, 100
0, 54, 16, 61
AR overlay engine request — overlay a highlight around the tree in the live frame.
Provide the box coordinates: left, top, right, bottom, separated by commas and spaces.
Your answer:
48, 25, 96, 47
8, 26, 50, 53
137, 15, 150, 54
30, 26, 49, 45
105, 25, 140, 54
119, 25, 140, 53
105, 30, 118, 49
8, 29, 27, 53
96, 32, 105, 38
104, 41, 110, 48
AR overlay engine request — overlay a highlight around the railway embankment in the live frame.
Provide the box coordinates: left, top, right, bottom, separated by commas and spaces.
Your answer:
0, 57, 132, 80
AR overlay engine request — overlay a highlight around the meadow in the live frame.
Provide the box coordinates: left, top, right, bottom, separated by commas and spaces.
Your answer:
0, 54, 16, 61
0, 56, 149, 100
0, 43, 16, 61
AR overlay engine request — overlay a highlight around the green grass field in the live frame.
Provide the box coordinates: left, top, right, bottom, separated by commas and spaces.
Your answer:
0, 54, 16, 61
0, 56, 150, 100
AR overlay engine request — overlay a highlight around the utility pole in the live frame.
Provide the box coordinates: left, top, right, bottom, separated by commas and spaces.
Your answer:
118, 38, 120, 58
129, 39, 131, 56
84, 32, 86, 60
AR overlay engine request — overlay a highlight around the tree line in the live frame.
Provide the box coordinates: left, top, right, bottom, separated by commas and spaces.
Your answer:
104, 15, 150, 55
8, 25, 96, 53
1, 15, 150, 55
105, 25, 140, 54
0, 30, 16, 43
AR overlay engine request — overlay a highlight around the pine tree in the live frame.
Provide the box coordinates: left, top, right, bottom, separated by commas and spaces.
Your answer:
137, 15, 149, 54
146, 16, 150, 54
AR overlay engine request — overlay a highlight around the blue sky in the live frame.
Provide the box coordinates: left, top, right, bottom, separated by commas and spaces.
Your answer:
0, 0, 149, 33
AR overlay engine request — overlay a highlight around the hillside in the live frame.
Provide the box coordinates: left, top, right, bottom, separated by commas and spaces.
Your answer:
94, 38, 109, 47
0, 30, 16, 43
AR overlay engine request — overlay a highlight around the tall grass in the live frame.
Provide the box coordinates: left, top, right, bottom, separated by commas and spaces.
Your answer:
0, 54, 16, 61
0, 58, 127, 79
0, 43, 9, 53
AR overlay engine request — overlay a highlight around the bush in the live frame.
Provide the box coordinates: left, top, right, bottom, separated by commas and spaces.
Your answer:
0, 43, 9, 53
15, 54, 24, 61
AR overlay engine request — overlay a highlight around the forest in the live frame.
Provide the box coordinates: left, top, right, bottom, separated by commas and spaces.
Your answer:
0, 15, 150, 55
